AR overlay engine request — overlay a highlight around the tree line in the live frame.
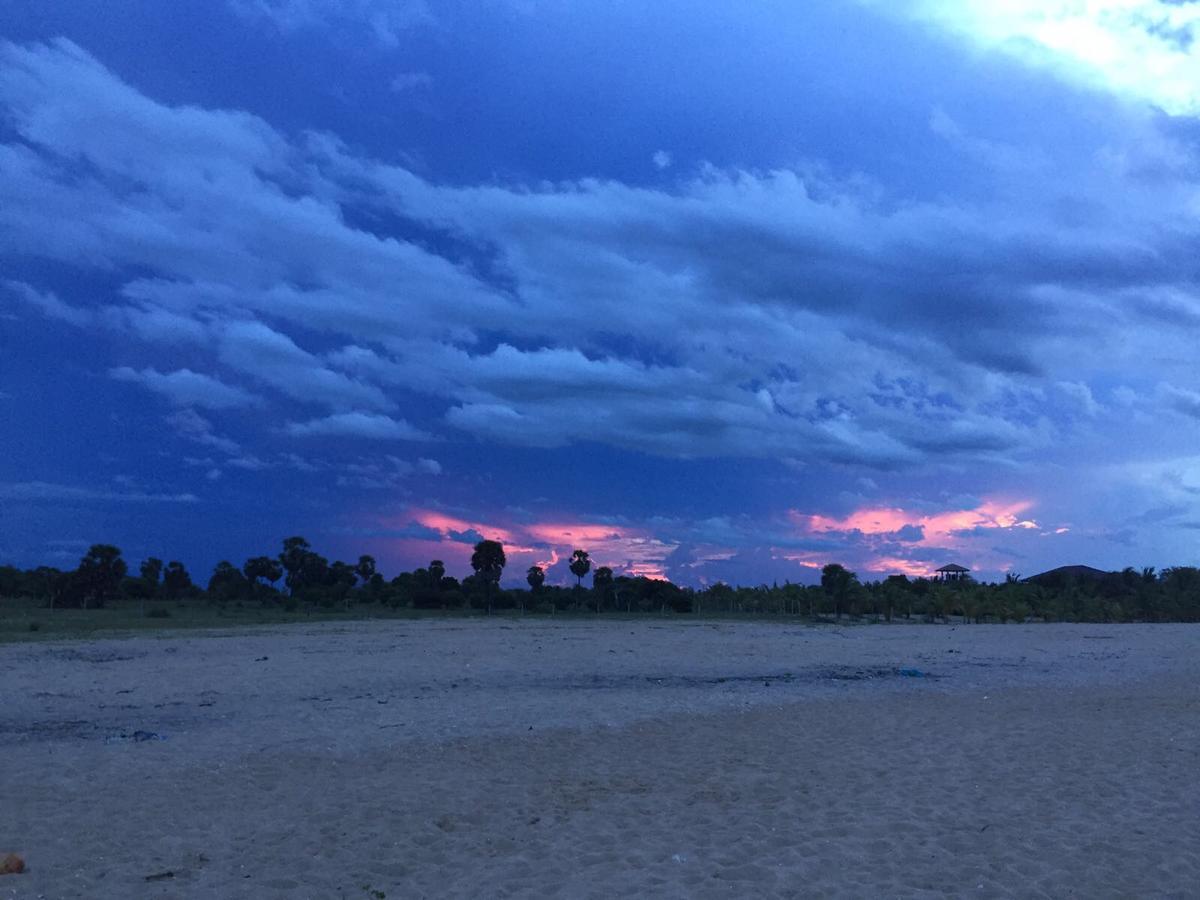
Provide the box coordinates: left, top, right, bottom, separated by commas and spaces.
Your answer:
3, 539, 1200, 623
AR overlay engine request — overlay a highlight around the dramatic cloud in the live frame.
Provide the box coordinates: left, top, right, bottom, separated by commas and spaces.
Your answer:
7, 36, 1197, 474
3, 1, 1200, 582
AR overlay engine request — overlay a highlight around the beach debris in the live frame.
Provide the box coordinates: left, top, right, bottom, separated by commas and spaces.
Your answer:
671, 853, 689, 864
144, 870, 175, 882
634, 665, 942, 689
105, 730, 167, 744
255, 656, 269, 661
0, 853, 25, 875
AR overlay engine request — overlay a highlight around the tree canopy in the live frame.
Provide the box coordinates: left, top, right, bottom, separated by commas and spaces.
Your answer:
5, 538, 1200, 625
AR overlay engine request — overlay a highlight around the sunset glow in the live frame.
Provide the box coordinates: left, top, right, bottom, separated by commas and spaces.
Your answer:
784, 498, 1043, 578
798, 498, 1038, 545
383, 509, 676, 584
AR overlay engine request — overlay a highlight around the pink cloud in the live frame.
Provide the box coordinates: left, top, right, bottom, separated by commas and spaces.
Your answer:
379, 508, 676, 582
786, 496, 1039, 578
798, 498, 1038, 545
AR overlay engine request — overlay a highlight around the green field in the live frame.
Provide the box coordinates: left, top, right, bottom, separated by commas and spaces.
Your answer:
0, 596, 456, 644
0, 596, 853, 644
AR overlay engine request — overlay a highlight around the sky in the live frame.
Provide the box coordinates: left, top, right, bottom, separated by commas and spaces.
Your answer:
3, 0, 1200, 587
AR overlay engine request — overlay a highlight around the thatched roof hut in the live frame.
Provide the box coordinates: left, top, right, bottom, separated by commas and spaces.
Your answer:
934, 563, 970, 582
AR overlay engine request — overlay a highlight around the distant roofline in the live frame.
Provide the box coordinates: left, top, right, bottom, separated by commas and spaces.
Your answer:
935, 564, 970, 572
1024, 564, 1112, 582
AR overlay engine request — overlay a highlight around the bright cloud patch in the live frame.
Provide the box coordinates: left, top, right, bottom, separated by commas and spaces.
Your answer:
906, 0, 1200, 114
110, 367, 261, 410
286, 412, 430, 441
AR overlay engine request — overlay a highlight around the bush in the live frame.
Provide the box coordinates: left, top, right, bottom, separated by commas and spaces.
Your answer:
28, 621, 40, 632
146, 607, 170, 619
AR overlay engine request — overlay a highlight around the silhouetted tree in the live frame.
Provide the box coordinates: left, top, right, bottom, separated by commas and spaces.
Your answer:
75, 544, 127, 609
329, 561, 358, 609
526, 566, 545, 590
243, 556, 283, 588
140, 558, 163, 592
208, 560, 249, 604
27, 566, 67, 610
524, 565, 544, 614
569, 549, 591, 589
162, 560, 194, 599
593, 566, 613, 613
355, 555, 376, 584
0, 565, 19, 597
428, 559, 445, 603
470, 539, 506, 614
280, 536, 310, 594
821, 563, 858, 620
882, 574, 909, 623
136, 557, 164, 616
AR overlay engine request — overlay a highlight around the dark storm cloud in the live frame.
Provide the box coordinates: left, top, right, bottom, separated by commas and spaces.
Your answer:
4, 0, 1200, 582
9, 37, 1190, 471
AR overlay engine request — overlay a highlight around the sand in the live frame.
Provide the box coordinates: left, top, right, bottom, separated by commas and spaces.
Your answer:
2, 620, 1198, 898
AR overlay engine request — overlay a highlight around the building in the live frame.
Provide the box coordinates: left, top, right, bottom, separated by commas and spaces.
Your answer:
934, 563, 970, 582
1023, 565, 1111, 586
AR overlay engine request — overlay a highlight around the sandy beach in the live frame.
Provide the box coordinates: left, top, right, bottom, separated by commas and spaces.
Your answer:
2, 620, 1198, 898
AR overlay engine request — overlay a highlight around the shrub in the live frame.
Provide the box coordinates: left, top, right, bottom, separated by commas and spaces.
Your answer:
28, 621, 41, 631
147, 607, 170, 619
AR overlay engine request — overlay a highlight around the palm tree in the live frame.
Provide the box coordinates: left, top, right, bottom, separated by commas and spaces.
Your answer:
76, 544, 127, 609
593, 566, 613, 614
569, 549, 591, 589
429, 559, 445, 602
355, 555, 376, 585
139, 557, 163, 617
525, 565, 544, 614
470, 540, 506, 615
